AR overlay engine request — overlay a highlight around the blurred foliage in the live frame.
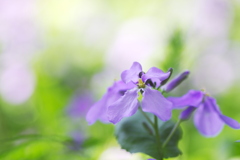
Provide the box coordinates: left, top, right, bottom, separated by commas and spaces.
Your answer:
230, 4, 240, 41
161, 30, 185, 73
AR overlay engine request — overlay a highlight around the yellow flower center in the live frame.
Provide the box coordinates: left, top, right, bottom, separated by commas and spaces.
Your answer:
137, 78, 145, 88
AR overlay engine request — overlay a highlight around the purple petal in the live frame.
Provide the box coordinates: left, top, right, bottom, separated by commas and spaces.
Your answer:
206, 96, 240, 129
163, 71, 190, 92
205, 96, 222, 114
108, 88, 139, 124
121, 62, 142, 83
159, 68, 173, 86
110, 80, 136, 95
219, 115, 240, 129
67, 92, 94, 118
142, 87, 172, 121
142, 67, 171, 87
86, 94, 109, 125
194, 102, 224, 137
179, 106, 196, 120
86, 80, 135, 125
167, 90, 204, 109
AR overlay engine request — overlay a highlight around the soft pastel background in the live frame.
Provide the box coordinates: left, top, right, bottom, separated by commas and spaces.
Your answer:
0, 0, 240, 159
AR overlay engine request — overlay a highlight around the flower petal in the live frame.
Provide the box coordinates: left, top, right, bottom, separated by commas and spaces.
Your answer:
142, 87, 172, 121
86, 80, 135, 125
163, 70, 190, 92
142, 67, 171, 87
206, 96, 222, 114
167, 90, 204, 109
160, 68, 173, 86
219, 115, 240, 129
194, 102, 224, 137
108, 88, 139, 124
110, 80, 136, 95
206, 96, 240, 129
86, 94, 109, 125
121, 62, 142, 83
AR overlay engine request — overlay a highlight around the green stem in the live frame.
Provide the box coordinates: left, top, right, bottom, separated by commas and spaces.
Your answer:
162, 119, 182, 148
139, 108, 154, 127
139, 108, 163, 160
154, 115, 160, 145
154, 115, 163, 160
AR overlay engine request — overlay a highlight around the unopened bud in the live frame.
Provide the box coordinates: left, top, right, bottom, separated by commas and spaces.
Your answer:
163, 70, 190, 92
179, 106, 196, 120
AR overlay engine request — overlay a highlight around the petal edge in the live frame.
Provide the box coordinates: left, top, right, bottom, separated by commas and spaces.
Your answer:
108, 88, 139, 124
142, 87, 172, 121
121, 62, 142, 83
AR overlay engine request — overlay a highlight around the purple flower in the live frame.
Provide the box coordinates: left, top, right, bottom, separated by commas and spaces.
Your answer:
168, 90, 240, 137
107, 62, 172, 124
162, 71, 190, 92
86, 80, 135, 125
67, 131, 85, 151
67, 92, 94, 118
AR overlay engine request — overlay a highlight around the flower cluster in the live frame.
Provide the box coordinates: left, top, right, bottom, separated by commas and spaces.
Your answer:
86, 62, 240, 137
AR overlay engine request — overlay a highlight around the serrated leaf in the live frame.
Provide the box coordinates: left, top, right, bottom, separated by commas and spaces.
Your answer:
115, 111, 182, 159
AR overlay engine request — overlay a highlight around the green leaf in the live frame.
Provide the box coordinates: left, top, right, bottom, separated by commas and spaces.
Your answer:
115, 111, 182, 159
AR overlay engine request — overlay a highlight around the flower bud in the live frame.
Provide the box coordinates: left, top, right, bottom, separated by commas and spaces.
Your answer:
179, 106, 196, 120
163, 71, 190, 92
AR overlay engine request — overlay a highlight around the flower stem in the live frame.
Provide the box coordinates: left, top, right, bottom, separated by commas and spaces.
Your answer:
154, 115, 163, 160
162, 119, 182, 148
139, 108, 154, 127
139, 108, 163, 160
154, 115, 160, 144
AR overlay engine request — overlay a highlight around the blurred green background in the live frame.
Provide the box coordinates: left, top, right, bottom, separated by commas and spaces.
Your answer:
0, 0, 240, 159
